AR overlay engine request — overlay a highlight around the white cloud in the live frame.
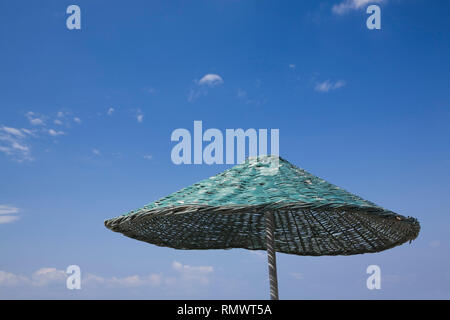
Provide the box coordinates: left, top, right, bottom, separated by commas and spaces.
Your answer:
172, 261, 214, 285
172, 261, 213, 274
92, 149, 101, 156
0, 205, 19, 215
0, 205, 20, 224
11, 141, 28, 152
334, 80, 346, 89
0, 146, 10, 154
289, 64, 296, 69
26, 112, 45, 126
0, 268, 65, 287
314, 79, 346, 92
137, 110, 144, 123
187, 89, 203, 102
198, 74, 224, 87
332, 0, 383, 15
0, 261, 214, 290
85, 261, 213, 288
0, 271, 28, 286
144, 155, 152, 160
107, 107, 115, 116
236, 88, 266, 106
0, 127, 33, 161
31, 268, 67, 287
2, 126, 24, 138
48, 129, 65, 137
54, 111, 81, 126
188, 74, 224, 102
1, 111, 77, 162
30, 118, 44, 126
86, 273, 163, 288
21, 129, 33, 136
0, 215, 20, 224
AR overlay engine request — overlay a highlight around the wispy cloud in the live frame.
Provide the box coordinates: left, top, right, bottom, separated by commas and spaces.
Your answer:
32, 268, 67, 287
54, 110, 81, 127
172, 261, 214, 285
0, 271, 28, 286
0, 126, 33, 161
236, 89, 267, 107
0, 261, 214, 290
0, 205, 19, 215
136, 110, 144, 123
84, 272, 163, 288
0, 215, 20, 224
0, 216, 19, 224
2, 111, 80, 162
0, 268, 66, 287
1, 127, 25, 138
198, 74, 223, 87
86, 261, 214, 288
314, 79, 346, 92
92, 149, 101, 156
188, 73, 224, 102
143, 155, 153, 160
26, 112, 45, 126
0, 205, 20, 224
107, 107, 115, 116
332, 0, 384, 15
48, 129, 65, 137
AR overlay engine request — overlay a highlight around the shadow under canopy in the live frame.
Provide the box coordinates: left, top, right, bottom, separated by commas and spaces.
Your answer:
105, 156, 420, 299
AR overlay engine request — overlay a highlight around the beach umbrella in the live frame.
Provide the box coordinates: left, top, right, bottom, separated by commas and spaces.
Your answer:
105, 156, 420, 299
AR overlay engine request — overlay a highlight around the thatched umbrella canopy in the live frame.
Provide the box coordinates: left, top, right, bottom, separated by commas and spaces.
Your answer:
105, 156, 420, 299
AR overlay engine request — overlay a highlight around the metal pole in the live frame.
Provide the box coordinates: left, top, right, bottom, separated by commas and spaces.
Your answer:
265, 211, 279, 300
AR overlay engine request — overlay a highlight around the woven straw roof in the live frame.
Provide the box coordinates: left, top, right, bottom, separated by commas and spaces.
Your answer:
105, 156, 420, 256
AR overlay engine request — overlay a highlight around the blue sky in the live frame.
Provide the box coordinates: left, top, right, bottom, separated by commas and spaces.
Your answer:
0, 0, 449, 299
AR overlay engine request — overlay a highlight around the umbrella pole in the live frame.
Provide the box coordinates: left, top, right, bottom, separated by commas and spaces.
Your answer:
265, 211, 279, 300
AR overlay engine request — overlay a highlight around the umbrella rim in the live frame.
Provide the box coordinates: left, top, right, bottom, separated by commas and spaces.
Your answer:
105, 200, 419, 235
104, 201, 420, 256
